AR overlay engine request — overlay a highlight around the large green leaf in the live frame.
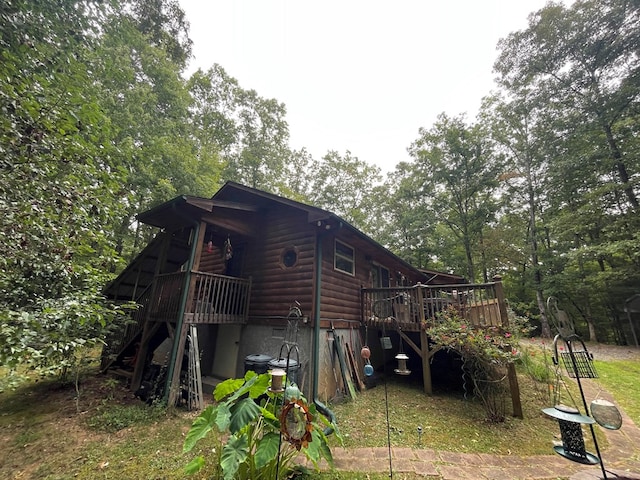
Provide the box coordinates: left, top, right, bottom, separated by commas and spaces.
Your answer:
304, 429, 333, 469
221, 433, 248, 480
254, 431, 280, 470
229, 397, 261, 434
213, 378, 245, 401
183, 405, 216, 452
183, 455, 205, 475
215, 403, 231, 432
248, 372, 270, 399
214, 373, 261, 404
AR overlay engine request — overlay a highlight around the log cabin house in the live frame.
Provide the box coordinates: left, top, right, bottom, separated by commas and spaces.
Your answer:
102, 181, 521, 416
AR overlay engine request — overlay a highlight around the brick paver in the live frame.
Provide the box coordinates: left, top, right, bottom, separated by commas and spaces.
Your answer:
308, 379, 640, 479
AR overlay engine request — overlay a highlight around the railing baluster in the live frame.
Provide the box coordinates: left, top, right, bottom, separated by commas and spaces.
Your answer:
361, 279, 509, 331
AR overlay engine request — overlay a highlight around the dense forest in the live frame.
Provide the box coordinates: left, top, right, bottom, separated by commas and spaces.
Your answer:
1, 0, 638, 385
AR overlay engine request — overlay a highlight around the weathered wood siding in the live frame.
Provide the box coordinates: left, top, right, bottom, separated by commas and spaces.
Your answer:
244, 207, 317, 318
319, 230, 424, 323
198, 242, 226, 274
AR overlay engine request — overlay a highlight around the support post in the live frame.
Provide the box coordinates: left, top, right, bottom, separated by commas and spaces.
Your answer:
507, 363, 523, 419
420, 328, 433, 395
493, 274, 523, 418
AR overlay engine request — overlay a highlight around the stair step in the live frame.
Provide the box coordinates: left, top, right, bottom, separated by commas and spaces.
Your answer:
109, 368, 134, 380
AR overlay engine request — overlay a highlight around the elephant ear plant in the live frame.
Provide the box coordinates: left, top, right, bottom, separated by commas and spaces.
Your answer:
183, 371, 340, 479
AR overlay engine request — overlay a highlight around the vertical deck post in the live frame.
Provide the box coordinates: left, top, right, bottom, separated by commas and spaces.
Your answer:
165, 222, 204, 406
493, 275, 523, 419
420, 328, 433, 395
416, 285, 433, 395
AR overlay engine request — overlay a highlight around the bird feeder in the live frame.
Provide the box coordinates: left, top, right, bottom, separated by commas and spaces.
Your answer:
590, 399, 622, 430
269, 368, 286, 393
542, 404, 599, 465
394, 352, 411, 375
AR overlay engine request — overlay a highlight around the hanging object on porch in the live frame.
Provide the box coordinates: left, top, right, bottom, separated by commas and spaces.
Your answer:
394, 351, 410, 376
380, 322, 392, 351
360, 326, 374, 377
361, 345, 374, 377
392, 320, 410, 376
394, 336, 410, 376
207, 233, 213, 253
223, 235, 233, 261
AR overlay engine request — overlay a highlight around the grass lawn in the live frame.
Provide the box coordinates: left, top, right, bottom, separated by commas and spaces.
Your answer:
594, 359, 640, 426
0, 344, 635, 479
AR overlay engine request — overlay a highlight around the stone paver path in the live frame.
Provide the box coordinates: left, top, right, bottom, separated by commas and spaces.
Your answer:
304, 379, 640, 479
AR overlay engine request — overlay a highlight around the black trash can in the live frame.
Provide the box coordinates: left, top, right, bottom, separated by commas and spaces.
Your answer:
244, 354, 273, 375
268, 358, 300, 385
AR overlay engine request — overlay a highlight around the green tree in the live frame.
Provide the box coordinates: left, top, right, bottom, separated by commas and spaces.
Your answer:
480, 92, 556, 337
377, 162, 442, 271
188, 65, 290, 192
494, 0, 640, 342
305, 151, 382, 236
495, 0, 639, 211
0, 0, 130, 383
409, 114, 502, 282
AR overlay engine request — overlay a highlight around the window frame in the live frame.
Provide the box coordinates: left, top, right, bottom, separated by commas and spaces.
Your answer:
279, 246, 299, 269
334, 239, 355, 276
371, 263, 391, 288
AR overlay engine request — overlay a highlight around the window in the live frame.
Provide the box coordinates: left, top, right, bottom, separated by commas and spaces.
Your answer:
334, 240, 355, 275
371, 264, 390, 287
280, 247, 298, 268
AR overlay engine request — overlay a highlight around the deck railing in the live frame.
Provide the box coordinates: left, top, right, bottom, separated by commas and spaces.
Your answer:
148, 271, 186, 321
189, 272, 251, 324
362, 278, 507, 331
101, 271, 251, 370
100, 284, 152, 371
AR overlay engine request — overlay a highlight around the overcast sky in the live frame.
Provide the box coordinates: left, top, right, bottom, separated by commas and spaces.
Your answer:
178, 1, 558, 173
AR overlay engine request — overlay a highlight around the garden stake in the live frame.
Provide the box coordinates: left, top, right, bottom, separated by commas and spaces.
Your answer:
381, 321, 394, 478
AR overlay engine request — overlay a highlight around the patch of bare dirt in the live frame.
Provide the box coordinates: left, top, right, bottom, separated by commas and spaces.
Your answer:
520, 337, 640, 362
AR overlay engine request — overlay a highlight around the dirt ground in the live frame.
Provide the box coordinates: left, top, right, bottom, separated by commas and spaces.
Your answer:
520, 337, 640, 361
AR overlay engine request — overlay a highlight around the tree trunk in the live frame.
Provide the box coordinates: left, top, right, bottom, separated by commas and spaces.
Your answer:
585, 302, 598, 343
603, 122, 639, 210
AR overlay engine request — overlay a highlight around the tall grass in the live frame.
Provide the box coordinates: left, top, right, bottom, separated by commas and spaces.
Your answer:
594, 360, 640, 426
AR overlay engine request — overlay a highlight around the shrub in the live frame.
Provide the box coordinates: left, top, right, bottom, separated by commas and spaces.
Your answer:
426, 306, 521, 422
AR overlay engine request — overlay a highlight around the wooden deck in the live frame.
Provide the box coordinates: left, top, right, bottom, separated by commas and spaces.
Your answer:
361, 277, 522, 418
361, 279, 508, 332
101, 272, 251, 372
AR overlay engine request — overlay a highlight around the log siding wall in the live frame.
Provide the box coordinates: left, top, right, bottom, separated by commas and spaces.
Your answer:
244, 208, 316, 318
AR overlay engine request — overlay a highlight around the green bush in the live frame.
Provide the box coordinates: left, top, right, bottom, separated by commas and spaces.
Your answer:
426, 306, 522, 422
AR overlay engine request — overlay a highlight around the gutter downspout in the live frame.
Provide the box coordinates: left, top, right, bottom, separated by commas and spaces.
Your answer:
313, 231, 336, 435
163, 215, 200, 403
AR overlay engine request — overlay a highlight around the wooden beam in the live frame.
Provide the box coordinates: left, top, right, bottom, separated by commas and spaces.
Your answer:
201, 213, 256, 237
168, 322, 190, 406
420, 329, 433, 395
398, 329, 421, 357
507, 363, 523, 419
